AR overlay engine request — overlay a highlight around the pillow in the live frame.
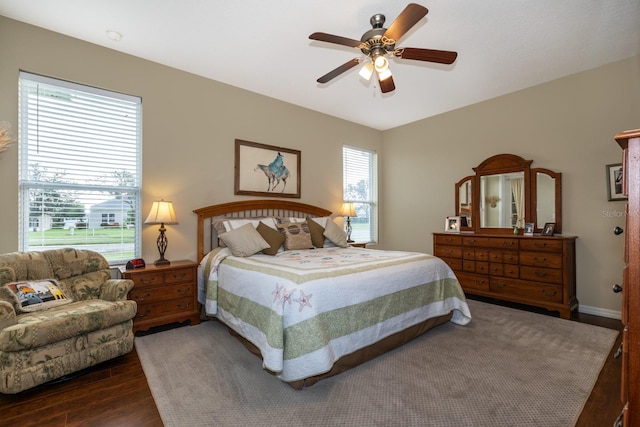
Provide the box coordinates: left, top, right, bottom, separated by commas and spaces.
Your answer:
256, 222, 286, 255
323, 218, 349, 248
1, 279, 73, 313
288, 216, 330, 228
222, 217, 278, 232
277, 221, 314, 250
219, 223, 271, 257
306, 216, 326, 248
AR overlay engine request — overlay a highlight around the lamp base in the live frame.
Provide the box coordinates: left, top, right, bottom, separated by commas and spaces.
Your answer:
154, 259, 170, 266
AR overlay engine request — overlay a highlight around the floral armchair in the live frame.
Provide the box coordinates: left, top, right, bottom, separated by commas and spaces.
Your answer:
0, 248, 137, 394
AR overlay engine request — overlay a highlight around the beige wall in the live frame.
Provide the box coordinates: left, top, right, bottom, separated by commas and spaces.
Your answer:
381, 55, 640, 316
1, 16, 638, 317
0, 17, 382, 263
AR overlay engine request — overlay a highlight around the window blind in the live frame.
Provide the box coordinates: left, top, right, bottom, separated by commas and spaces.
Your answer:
18, 71, 142, 264
343, 145, 378, 243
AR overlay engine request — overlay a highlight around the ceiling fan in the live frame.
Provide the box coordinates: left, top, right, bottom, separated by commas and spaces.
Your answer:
309, 3, 457, 93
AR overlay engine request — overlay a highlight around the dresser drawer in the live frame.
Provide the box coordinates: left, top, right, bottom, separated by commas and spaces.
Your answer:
489, 250, 519, 264
519, 251, 563, 268
463, 236, 518, 249
490, 277, 562, 303
463, 248, 489, 260
130, 283, 194, 304
519, 239, 563, 252
434, 234, 463, 246
440, 257, 462, 271
520, 266, 563, 284
435, 246, 462, 258
456, 271, 489, 291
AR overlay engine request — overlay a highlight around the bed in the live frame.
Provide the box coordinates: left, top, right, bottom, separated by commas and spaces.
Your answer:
194, 199, 471, 389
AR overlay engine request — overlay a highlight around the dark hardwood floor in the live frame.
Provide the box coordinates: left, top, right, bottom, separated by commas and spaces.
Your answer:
0, 302, 623, 427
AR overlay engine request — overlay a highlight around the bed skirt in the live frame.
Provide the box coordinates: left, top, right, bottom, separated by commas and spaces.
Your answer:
225, 312, 453, 389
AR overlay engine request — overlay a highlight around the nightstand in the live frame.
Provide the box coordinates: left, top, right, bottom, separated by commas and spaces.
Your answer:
122, 260, 200, 333
349, 242, 367, 248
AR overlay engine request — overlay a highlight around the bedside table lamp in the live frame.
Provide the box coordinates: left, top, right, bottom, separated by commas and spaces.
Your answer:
341, 202, 357, 243
145, 199, 178, 266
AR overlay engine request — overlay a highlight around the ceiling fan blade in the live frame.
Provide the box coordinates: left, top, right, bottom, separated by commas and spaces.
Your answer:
309, 32, 362, 48
378, 74, 395, 94
397, 47, 458, 64
317, 58, 360, 84
384, 3, 428, 42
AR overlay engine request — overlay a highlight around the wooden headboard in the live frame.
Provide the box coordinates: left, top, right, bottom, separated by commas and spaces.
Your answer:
193, 200, 333, 261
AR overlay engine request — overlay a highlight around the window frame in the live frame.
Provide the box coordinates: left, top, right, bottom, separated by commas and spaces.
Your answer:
18, 71, 142, 265
342, 145, 378, 243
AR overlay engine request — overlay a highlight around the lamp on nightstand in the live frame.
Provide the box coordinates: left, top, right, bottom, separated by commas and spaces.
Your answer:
145, 199, 178, 266
341, 202, 357, 243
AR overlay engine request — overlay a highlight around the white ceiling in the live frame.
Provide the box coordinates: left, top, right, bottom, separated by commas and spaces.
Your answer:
1, 1, 639, 130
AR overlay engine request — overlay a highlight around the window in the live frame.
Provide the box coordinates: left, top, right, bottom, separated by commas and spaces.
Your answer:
18, 72, 142, 264
343, 146, 378, 243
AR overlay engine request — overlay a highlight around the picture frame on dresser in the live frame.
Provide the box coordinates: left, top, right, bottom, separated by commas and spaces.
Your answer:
606, 163, 627, 201
524, 222, 535, 236
542, 222, 555, 236
445, 216, 461, 233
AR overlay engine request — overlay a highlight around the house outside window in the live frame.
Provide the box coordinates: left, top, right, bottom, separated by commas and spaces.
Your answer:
18, 72, 142, 264
343, 145, 378, 243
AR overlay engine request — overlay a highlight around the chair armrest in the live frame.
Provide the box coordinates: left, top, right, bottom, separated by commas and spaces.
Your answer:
100, 279, 134, 301
0, 300, 17, 330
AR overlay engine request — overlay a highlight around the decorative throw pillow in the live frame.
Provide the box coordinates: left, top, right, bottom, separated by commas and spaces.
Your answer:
278, 221, 314, 250
2, 279, 73, 313
305, 216, 326, 248
256, 222, 286, 255
222, 217, 278, 232
219, 223, 271, 257
323, 218, 349, 248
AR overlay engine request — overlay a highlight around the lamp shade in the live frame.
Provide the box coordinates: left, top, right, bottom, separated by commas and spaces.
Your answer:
145, 200, 178, 225
341, 202, 356, 217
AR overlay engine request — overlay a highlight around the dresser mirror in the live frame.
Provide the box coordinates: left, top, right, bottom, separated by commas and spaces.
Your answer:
455, 154, 562, 234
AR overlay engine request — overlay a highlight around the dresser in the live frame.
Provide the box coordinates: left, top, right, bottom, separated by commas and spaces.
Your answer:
122, 260, 200, 333
614, 129, 640, 426
433, 232, 577, 319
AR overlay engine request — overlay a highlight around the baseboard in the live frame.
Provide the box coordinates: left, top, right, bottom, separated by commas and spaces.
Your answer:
578, 304, 621, 320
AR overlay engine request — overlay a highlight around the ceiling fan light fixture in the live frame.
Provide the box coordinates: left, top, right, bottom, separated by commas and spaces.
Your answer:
373, 55, 389, 72
358, 62, 374, 80
376, 67, 392, 81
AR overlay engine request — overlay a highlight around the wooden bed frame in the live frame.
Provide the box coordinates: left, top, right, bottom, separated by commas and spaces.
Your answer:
193, 199, 452, 389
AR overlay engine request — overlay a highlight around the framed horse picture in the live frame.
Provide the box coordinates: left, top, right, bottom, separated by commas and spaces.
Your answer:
234, 139, 301, 198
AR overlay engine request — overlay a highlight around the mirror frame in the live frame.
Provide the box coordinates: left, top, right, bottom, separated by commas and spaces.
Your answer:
455, 154, 562, 234
531, 168, 562, 233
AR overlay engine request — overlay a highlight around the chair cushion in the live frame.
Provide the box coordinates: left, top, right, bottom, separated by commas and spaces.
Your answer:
0, 299, 137, 352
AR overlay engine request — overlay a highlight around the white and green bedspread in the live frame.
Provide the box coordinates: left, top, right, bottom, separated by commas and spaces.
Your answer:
198, 246, 471, 382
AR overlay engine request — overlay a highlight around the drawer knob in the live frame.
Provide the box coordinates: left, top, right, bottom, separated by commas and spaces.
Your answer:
613, 226, 624, 235
542, 289, 557, 298
612, 284, 623, 293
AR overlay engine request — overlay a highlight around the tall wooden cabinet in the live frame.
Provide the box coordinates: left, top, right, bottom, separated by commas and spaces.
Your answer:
615, 129, 640, 427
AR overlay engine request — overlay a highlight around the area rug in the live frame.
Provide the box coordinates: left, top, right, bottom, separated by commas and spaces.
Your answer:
135, 299, 618, 427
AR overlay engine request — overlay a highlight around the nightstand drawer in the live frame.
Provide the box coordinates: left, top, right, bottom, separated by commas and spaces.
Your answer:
129, 272, 163, 287
165, 267, 195, 284
130, 283, 193, 304
135, 297, 194, 319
